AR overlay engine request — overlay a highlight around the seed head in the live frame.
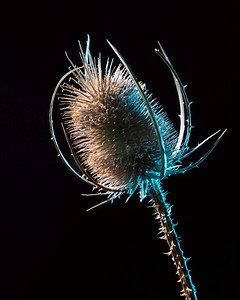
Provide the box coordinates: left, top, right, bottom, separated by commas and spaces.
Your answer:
50, 36, 225, 202
60, 46, 177, 192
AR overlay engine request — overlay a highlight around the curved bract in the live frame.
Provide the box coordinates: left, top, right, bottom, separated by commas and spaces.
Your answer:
106, 40, 167, 179
49, 35, 226, 208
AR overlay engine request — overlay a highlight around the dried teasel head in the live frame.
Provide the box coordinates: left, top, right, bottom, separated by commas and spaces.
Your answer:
61, 50, 178, 191
50, 36, 226, 299
49, 35, 226, 208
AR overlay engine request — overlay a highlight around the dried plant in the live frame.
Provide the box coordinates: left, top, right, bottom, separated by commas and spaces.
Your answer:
49, 35, 226, 299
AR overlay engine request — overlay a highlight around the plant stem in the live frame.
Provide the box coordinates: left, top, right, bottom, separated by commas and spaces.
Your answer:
149, 180, 198, 299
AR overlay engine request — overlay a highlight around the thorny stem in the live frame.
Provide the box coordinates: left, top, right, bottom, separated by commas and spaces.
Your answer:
150, 180, 198, 299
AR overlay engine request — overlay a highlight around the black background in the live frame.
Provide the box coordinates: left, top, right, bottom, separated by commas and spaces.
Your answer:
1, 0, 238, 299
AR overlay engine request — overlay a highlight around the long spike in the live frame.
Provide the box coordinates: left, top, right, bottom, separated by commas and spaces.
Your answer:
78, 39, 97, 91
155, 43, 192, 157
107, 39, 167, 179
81, 192, 109, 197
181, 129, 221, 160
86, 192, 121, 211
156, 42, 185, 156
49, 66, 94, 185
49, 63, 125, 193
176, 129, 227, 174
86, 198, 112, 211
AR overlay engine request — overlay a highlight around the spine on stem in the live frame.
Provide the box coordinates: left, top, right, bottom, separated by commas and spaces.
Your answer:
149, 180, 198, 300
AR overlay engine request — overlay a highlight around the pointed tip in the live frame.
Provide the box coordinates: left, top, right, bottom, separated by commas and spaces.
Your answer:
156, 41, 167, 57
86, 198, 112, 211
86, 207, 94, 212
106, 39, 115, 52
177, 128, 227, 173
157, 40, 163, 50
106, 40, 117, 55
217, 128, 227, 141
223, 128, 227, 134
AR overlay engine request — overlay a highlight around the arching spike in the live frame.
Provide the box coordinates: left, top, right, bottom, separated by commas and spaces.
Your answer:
155, 43, 185, 156
176, 129, 227, 174
107, 40, 167, 179
49, 66, 94, 185
86, 198, 112, 211
49, 65, 125, 193
155, 43, 192, 157
81, 193, 109, 197
86, 192, 122, 211
181, 129, 221, 160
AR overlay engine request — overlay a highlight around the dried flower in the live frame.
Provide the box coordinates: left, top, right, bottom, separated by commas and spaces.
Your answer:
50, 36, 225, 205
49, 35, 226, 299
61, 49, 178, 194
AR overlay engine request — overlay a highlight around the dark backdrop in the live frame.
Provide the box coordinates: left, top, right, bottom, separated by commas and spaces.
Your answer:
1, 1, 238, 299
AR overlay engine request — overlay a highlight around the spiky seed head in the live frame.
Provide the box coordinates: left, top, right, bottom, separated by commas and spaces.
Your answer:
60, 49, 178, 192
